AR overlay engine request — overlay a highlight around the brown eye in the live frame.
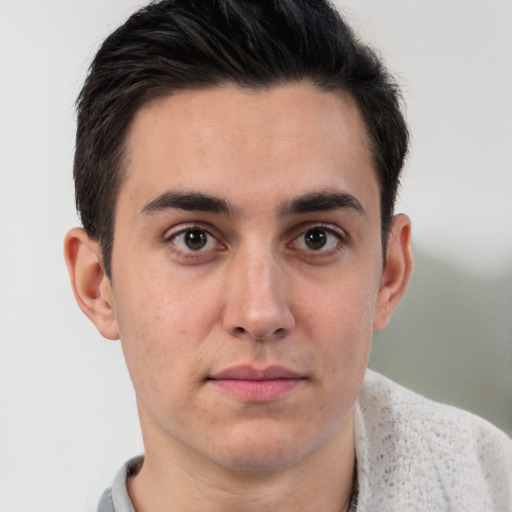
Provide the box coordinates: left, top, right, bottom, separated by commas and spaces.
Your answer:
184, 229, 208, 250
292, 226, 341, 252
304, 228, 327, 250
170, 228, 217, 252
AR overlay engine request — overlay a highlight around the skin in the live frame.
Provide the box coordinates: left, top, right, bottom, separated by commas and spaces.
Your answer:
65, 82, 413, 512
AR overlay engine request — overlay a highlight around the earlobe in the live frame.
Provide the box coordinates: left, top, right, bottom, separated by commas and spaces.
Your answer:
64, 228, 120, 340
373, 214, 414, 330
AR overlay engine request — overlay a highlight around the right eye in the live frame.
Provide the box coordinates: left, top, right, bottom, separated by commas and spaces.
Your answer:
168, 227, 219, 253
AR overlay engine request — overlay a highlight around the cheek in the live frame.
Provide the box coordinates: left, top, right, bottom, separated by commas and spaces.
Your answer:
298, 267, 379, 387
301, 269, 378, 341
291, 276, 376, 448
115, 261, 221, 340
111, 268, 222, 395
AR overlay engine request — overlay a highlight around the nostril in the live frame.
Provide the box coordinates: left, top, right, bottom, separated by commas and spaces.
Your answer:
231, 325, 288, 342
273, 327, 288, 340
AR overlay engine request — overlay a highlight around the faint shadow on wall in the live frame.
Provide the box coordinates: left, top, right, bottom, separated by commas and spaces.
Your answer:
369, 248, 512, 434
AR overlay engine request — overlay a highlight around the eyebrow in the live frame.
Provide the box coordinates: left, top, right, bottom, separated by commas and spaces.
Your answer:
141, 191, 237, 217
279, 191, 366, 218
140, 189, 366, 219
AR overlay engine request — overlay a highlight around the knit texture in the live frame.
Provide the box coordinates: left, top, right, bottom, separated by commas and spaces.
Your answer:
354, 370, 512, 511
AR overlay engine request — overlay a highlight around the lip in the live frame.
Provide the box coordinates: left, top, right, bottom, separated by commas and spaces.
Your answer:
208, 365, 305, 402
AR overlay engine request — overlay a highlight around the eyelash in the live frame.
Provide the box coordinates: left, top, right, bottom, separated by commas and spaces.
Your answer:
163, 223, 347, 261
288, 225, 345, 255
163, 224, 221, 258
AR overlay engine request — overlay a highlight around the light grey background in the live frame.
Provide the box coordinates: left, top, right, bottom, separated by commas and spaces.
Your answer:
0, 1, 510, 510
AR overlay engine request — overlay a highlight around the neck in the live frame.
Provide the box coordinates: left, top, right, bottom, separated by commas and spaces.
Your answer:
128, 411, 355, 512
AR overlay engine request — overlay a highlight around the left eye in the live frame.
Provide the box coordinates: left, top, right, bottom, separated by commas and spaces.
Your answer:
293, 227, 341, 251
170, 228, 218, 252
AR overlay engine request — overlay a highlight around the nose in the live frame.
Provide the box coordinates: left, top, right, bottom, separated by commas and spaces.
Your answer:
222, 247, 295, 342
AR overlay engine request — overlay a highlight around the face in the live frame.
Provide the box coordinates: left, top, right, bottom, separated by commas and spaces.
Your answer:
108, 83, 386, 471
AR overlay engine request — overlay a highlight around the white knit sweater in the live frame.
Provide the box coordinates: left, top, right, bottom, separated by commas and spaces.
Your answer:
354, 370, 512, 511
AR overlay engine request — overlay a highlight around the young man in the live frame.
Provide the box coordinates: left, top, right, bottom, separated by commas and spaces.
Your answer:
64, 1, 512, 510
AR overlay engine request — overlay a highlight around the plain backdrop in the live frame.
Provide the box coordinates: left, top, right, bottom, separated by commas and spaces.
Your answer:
0, 1, 511, 510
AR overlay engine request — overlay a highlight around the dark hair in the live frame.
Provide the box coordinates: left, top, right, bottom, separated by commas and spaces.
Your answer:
74, 0, 408, 279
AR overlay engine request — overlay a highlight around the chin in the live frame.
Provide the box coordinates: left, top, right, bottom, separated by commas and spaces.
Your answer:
208, 423, 327, 473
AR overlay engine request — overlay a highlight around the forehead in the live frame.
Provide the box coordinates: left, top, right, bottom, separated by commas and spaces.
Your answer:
121, 82, 378, 217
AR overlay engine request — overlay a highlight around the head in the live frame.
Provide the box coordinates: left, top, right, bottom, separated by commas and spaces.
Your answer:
65, 0, 413, 481
74, 0, 408, 280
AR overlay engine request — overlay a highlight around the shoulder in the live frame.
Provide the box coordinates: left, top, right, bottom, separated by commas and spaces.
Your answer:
359, 369, 512, 448
354, 369, 512, 511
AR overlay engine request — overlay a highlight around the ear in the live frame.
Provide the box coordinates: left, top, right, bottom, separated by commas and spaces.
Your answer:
64, 227, 119, 340
373, 214, 414, 330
